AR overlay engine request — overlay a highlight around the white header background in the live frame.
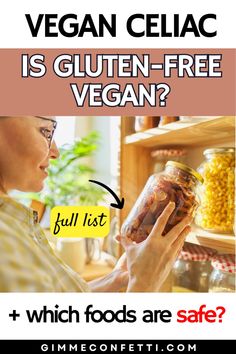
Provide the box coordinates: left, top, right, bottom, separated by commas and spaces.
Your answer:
0, 0, 235, 48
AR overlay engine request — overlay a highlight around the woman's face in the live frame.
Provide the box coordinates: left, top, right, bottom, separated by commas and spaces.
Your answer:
0, 116, 59, 193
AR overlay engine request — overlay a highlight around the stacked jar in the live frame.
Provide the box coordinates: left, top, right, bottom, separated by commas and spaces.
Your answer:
172, 243, 216, 292
209, 254, 236, 292
195, 148, 235, 234
151, 149, 187, 174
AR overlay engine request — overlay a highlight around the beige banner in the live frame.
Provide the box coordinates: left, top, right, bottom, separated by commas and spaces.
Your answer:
0, 49, 235, 115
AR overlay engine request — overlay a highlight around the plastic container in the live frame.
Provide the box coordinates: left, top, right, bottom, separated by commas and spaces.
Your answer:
151, 149, 187, 173
209, 254, 236, 292
121, 161, 203, 243
134, 116, 160, 132
195, 148, 235, 234
172, 243, 215, 292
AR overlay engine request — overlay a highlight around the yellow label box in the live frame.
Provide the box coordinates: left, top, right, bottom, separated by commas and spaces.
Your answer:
50, 206, 110, 238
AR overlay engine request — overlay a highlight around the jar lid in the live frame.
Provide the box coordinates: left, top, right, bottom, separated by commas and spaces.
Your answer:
178, 243, 216, 261
204, 147, 235, 156
211, 254, 236, 273
166, 161, 204, 184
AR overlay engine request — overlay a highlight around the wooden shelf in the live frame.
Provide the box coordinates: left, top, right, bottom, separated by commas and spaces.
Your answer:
124, 116, 235, 148
120, 116, 235, 258
186, 226, 235, 254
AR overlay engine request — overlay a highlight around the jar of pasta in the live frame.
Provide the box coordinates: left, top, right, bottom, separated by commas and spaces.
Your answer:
172, 243, 215, 292
121, 161, 203, 243
209, 254, 235, 292
195, 148, 235, 234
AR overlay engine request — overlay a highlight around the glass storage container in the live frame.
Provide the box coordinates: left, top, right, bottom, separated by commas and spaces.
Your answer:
134, 116, 160, 132
121, 161, 203, 243
159, 116, 179, 126
151, 149, 187, 174
195, 148, 235, 234
172, 243, 216, 292
209, 254, 235, 292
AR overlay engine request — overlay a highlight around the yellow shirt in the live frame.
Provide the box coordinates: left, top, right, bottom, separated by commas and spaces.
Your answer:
0, 195, 90, 292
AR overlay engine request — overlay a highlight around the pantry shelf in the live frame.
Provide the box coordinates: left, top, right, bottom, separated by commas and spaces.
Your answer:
186, 226, 235, 254
124, 116, 235, 148
119, 115, 235, 261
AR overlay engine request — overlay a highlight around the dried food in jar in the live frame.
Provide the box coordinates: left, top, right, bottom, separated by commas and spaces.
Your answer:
121, 161, 203, 243
195, 148, 235, 234
151, 148, 187, 173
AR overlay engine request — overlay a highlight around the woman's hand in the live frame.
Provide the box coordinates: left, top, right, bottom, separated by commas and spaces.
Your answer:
111, 252, 129, 289
119, 202, 192, 292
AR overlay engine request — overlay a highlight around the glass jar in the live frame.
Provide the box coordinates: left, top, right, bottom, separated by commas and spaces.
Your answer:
172, 243, 215, 292
134, 116, 160, 132
195, 148, 235, 234
209, 254, 235, 292
151, 149, 187, 174
179, 116, 221, 123
121, 161, 203, 243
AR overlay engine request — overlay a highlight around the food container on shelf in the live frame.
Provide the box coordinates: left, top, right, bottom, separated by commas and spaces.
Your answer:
134, 116, 160, 132
121, 161, 203, 243
159, 116, 179, 126
195, 147, 235, 234
209, 254, 235, 292
172, 243, 216, 292
151, 148, 187, 174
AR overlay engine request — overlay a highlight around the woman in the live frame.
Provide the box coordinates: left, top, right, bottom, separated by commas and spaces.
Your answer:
0, 116, 192, 292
